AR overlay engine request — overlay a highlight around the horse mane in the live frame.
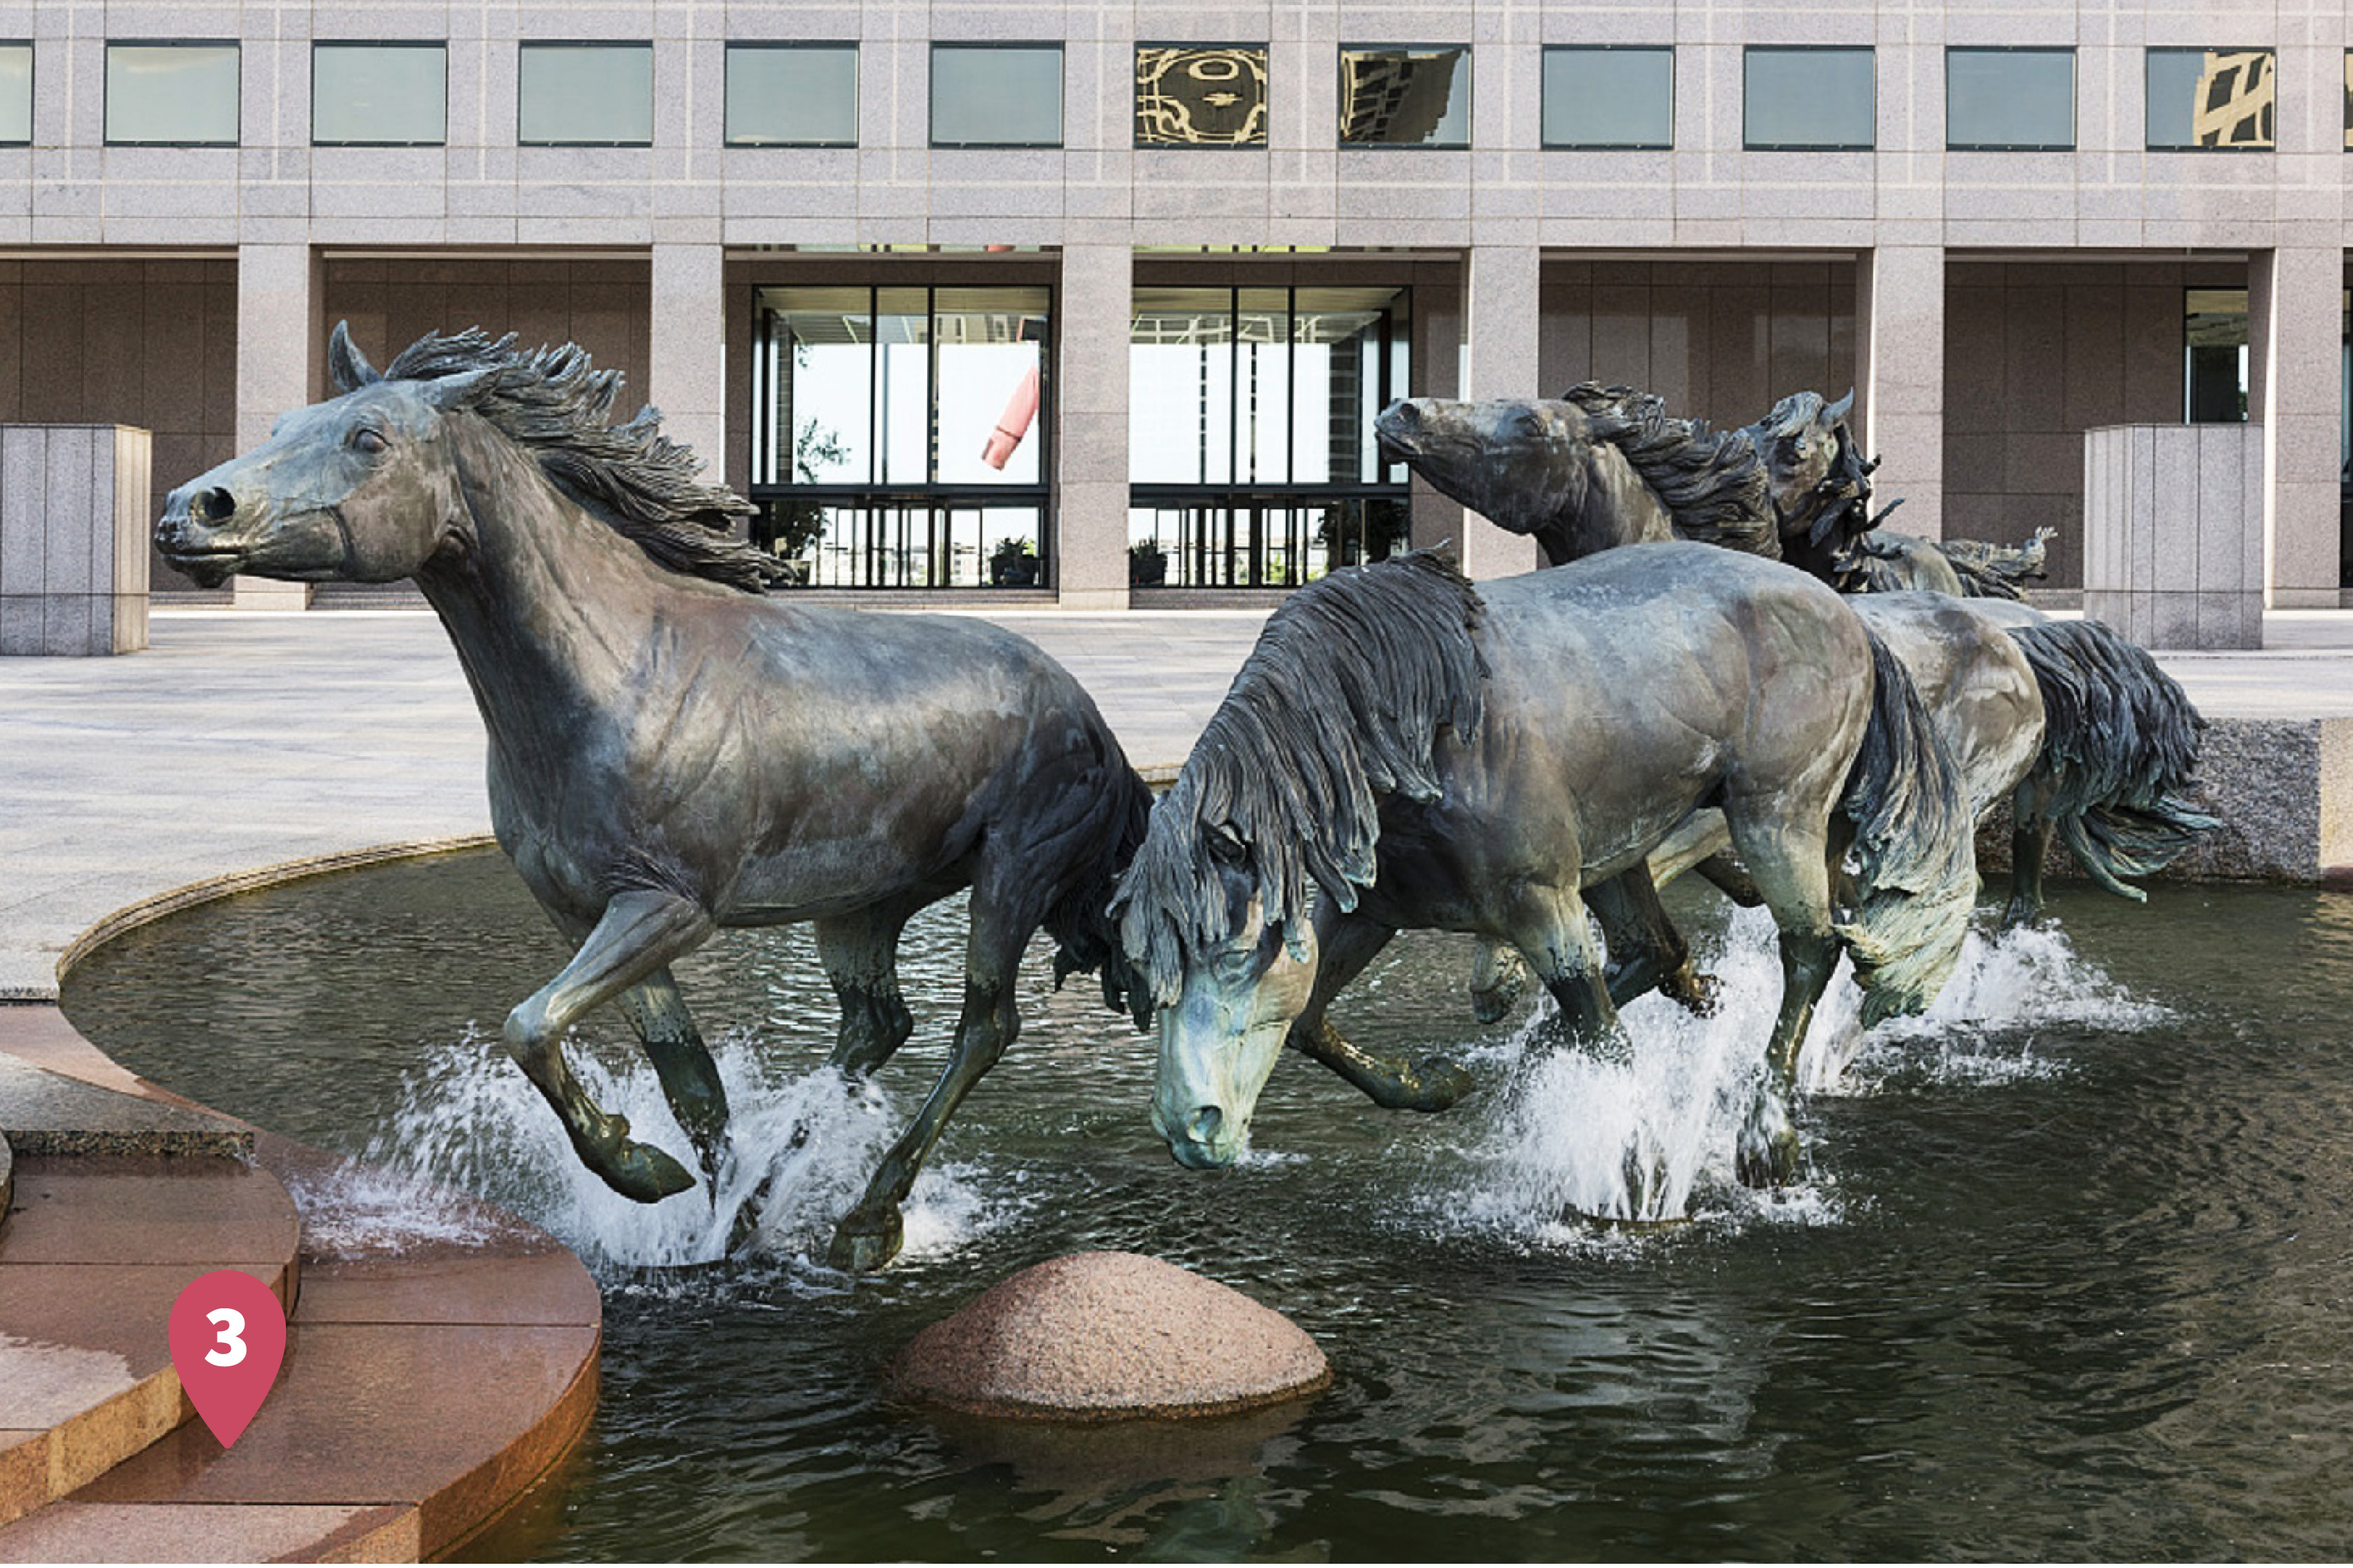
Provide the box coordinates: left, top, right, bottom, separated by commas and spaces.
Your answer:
1112, 551, 1487, 1004
1941, 526, 2054, 600
382, 328, 783, 593
1561, 382, 1779, 557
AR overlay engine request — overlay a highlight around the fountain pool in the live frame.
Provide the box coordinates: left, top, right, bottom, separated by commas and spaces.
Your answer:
60, 849, 2353, 1560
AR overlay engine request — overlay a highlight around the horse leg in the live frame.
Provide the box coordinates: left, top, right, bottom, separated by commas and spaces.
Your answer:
1591, 867, 1718, 1015
1288, 909, 1474, 1112
815, 902, 921, 1078
827, 895, 1030, 1273
1469, 939, 1528, 1023
504, 889, 714, 1202
1511, 888, 1667, 1212
2004, 809, 2057, 929
617, 967, 730, 1184
1720, 826, 1841, 1190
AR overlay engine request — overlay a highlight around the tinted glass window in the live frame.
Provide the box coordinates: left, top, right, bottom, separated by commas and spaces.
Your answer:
0, 44, 28, 144
1339, 47, 1470, 147
1136, 44, 1268, 147
1543, 46, 1672, 149
1946, 48, 2074, 149
930, 45, 1062, 147
2148, 48, 2275, 149
106, 42, 239, 145
1744, 47, 1873, 150
519, 43, 652, 145
312, 43, 447, 145
726, 44, 857, 146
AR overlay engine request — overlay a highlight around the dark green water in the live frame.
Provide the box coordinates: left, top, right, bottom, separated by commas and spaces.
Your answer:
60, 850, 2353, 1560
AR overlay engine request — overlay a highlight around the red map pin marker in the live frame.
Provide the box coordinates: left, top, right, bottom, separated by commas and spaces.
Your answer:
167, 1270, 288, 1449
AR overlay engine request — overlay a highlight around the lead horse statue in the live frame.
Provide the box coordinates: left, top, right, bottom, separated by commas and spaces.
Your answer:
156, 324, 1157, 1272
1117, 543, 1978, 1192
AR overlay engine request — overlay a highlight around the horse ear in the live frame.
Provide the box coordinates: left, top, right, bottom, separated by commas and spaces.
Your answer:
425, 366, 499, 412
327, 321, 381, 393
1825, 388, 1855, 424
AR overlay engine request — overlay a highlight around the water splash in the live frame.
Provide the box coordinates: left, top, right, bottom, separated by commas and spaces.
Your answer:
356, 1027, 1005, 1272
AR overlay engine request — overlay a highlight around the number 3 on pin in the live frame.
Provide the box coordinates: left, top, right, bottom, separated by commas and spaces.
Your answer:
167, 1271, 287, 1449
206, 1307, 248, 1368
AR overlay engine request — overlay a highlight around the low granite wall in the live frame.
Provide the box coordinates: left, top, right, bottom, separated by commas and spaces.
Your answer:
0, 423, 152, 656
1977, 715, 2353, 884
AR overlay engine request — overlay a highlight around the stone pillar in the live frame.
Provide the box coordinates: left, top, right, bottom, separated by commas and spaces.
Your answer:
649, 242, 729, 493
2082, 423, 2262, 649
1457, 244, 1541, 579
1055, 242, 1129, 610
1855, 243, 1945, 541
2247, 246, 2342, 608
0, 425, 152, 655
233, 244, 318, 610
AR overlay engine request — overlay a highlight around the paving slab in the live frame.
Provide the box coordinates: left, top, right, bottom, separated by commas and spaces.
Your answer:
0, 1159, 299, 1270
0, 1500, 416, 1563
0, 1054, 251, 1159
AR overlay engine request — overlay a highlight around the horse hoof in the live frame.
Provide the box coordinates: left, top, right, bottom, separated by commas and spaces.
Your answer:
1734, 1133, 1800, 1192
827, 1210, 905, 1273
607, 1140, 698, 1202
1406, 1054, 1476, 1112
1666, 969, 1722, 1018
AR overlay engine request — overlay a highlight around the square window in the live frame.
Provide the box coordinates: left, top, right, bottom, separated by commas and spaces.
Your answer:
2148, 47, 2275, 150
1135, 44, 1268, 147
313, 42, 446, 146
1743, 46, 1873, 150
1946, 48, 2074, 150
1543, 45, 1672, 150
930, 44, 1062, 148
0, 43, 28, 145
726, 43, 857, 147
1339, 46, 1470, 147
106, 42, 239, 146
519, 42, 652, 147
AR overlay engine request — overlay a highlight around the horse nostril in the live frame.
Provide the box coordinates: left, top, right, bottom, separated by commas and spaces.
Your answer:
1184, 1106, 1224, 1147
193, 488, 236, 524
1392, 402, 1420, 428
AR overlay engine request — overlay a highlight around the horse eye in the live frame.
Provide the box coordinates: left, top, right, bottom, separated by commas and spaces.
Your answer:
351, 428, 387, 455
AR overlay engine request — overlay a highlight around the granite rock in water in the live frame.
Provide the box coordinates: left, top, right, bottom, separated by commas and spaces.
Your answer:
893, 1250, 1331, 1421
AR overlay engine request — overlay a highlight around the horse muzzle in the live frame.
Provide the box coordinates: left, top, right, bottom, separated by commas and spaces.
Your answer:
156, 486, 251, 586
1152, 1099, 1244, 1169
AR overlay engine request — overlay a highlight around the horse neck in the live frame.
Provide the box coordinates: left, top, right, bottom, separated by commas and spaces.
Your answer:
1543, 444, 1675, 565
414, 416, 676, 746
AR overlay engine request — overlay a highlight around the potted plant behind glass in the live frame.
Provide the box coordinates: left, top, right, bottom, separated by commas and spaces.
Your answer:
1129, 540, 1168, 587
989, 536, 1040, 588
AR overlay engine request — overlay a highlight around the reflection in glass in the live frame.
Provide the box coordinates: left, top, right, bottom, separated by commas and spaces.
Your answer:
2184, 288, 2248, 423
105, 43, 239, 145
1136, 44, 1268, 147
2147, 49, 2274, 150
931, 45, 1062, 147
1542, 46, 1673, 150
2345, 51, 2352, 151
1946, 48, 2073, 150
752, 284, 1052, 588
1339, 47, 1469, 147
0, 44, 29, 144
1743, 47, 1874, 150
1129, 284, 1412, 589
519, 43, 652, 146
726, 44, 857, 147
312, 43, 447, 146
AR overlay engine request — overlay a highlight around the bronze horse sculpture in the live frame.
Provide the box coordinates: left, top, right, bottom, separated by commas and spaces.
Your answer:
156, 324, 1169, 1271
1117, 544, 1979, 1193
1378, 383, 2214, 932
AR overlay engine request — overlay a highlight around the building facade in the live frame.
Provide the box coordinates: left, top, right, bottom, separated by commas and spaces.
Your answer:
0, 1, 2344, 608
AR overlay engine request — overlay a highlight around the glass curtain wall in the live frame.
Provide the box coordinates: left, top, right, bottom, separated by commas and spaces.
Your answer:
1129, 285, 1412, 589
752, 284, 1051, 589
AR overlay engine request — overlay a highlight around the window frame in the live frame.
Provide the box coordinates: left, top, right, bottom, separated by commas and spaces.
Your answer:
1132, 41, 1270, 151
1944, 44, 2076, 152
927, 41, 1065, 150
2144, 44, 2277, 153
1540, 43, 1674, 151
1336, 42, 1474, 151
103, 39, 241, 148
0, 40, 30, 147
309, 40, 448, 148
723, 40, 859, 150
516, 40, 655, 149
1741, 44, 1876, 152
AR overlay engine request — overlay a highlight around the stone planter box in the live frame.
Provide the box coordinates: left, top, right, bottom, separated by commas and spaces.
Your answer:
0, 425, 152, 656
2082, 423, 2262, 650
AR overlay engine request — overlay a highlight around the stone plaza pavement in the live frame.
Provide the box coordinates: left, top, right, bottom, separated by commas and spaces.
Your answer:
4, 603, 2353, 1001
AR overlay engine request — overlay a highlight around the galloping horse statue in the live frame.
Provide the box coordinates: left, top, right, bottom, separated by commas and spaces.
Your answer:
1116, 544, 1978, 1191
1377, 383, 2214, 931
156, 324, 1155, 1271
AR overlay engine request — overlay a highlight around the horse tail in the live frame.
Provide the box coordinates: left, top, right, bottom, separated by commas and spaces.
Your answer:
1834, 625, 1980, 1027
1045, 759, 1159, 1030
2006, 618, 2218, 900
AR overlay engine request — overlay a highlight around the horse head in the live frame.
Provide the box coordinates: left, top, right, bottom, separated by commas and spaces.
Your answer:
1375, 397, 1595, 549
157, 322, 489, 589
1751, 389, 1877, 561
1138, 832, 1320, 1169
